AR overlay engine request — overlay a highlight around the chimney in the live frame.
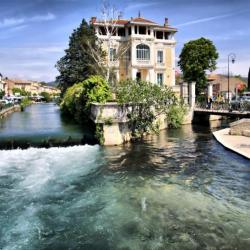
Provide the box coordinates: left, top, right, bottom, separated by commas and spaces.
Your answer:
90, 16, 97, 24
164, 17, 168, 27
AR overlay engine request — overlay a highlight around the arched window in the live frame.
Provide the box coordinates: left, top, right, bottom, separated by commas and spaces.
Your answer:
136, 44, 150, 61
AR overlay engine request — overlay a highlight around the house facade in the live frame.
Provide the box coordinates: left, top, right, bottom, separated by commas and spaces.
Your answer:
91, 15, 177, 87
0, 73, 5, 92
3, 78, 60, 96
208, 74, 247, 98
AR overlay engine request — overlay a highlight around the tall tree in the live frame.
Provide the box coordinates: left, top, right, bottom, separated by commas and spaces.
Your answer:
178, 37, 219, 94
87, 1, 130, 86
248, 67, 250, 90
56, 19, 105, 94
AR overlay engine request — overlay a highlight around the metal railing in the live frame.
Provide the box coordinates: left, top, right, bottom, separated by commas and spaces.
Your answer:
195, 101, 250, 113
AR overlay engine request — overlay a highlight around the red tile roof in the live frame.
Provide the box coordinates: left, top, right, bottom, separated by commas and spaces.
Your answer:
130, 17, 157, 24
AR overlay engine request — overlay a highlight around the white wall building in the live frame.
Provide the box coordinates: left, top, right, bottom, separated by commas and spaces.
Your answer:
91, 14, 177, 87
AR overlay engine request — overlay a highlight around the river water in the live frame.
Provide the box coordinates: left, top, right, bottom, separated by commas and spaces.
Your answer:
0, 103, 94, 148
0, 104, 250, 249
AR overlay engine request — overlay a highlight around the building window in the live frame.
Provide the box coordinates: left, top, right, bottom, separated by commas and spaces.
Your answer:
139, 26, 146, 35
136, 44, 150, 61
118, 28, 125, 37
157, 51, 163, 63
164, 32, 170, 40
110, 48, 117, 61
156, 31, 163, 39
157, 73, 163, 85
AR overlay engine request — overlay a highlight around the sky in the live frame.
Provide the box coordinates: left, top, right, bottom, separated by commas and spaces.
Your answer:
0, 0, 249, 82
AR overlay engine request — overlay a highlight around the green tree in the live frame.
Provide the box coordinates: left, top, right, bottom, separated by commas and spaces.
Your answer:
12, 88, 30, 96
61, 75, 112, 123
56, 19, 106, 94
0, 90, 5, 99
178, 37, 219, 94
40, 92, 51, 102
116, 80, 186, 138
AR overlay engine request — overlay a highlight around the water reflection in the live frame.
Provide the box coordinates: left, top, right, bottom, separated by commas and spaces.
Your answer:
0, 124, 250, 249
0, 103, 96, 149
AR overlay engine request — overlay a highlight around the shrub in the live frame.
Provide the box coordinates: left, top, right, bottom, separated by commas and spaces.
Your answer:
61, 75, 112, 122
167, 103, 186, 128
20, 97, 32, 111
40, 92, 52, 102
116, 79, 185, 138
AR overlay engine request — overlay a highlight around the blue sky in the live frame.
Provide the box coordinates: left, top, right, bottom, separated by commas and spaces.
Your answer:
0, 0, 249, 82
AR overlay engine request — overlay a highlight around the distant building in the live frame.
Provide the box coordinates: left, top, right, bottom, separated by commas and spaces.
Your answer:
0, 73, 4, 92
208, 74, 247, 97
3, 78, 60, 96
91, 14, 177, 86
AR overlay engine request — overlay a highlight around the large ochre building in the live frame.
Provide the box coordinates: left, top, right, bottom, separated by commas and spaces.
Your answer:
91, 14, 177, 87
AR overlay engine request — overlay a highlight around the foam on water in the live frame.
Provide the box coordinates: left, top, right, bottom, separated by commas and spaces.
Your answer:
0, 127, 250, 249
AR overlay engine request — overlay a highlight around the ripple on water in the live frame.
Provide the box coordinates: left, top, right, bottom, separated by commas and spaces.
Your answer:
0, 126, 250, 249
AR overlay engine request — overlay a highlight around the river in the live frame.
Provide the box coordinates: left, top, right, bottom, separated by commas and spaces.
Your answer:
0, 103, 95, 148
0, 104, 250, 249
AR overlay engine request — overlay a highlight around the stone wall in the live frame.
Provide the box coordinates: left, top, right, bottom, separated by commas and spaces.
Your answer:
0, 105, 21, 119
90, 102, 169, 145
230, 119, 250, 136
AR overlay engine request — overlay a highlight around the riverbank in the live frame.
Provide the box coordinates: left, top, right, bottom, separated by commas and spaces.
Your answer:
0, 105, 20, 119
213, 128, 250, 159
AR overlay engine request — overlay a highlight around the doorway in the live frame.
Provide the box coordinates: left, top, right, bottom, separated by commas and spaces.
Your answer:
136, 72, 141, 81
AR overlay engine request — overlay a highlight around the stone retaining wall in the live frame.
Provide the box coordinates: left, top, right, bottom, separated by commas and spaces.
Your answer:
90, 102, 193, 146
230, 119, 250, 137
90, 102, 170, 145
0, 105, 21, 119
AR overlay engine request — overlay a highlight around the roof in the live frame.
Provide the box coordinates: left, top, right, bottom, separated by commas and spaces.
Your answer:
130, 17, 157, 24
93, 16, 177, 31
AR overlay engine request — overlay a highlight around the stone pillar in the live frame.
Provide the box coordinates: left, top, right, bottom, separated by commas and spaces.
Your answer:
116, 70, 120, 82
131, 68, 137, 80
189, 82, 196, 108
180, 82, 189, 104
207, 82, 213, 98
149, 69, 154, 83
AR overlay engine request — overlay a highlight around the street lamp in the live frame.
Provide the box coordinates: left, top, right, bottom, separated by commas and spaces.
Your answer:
227, 53, 236, 102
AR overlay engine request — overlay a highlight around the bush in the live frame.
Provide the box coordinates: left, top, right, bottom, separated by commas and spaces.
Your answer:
12, 88, 30, 96
116, 79, 185, 138
40, 92, 52, 102
61, 75, 112, 122
167, 103, 186, 128
20, 97, 31, 111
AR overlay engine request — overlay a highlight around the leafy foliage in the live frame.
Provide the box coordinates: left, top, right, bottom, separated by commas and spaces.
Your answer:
0, 90, 5, 99
12, 88, 30, 96
178, 37, 219, 94
56, 19, 106, 94
61, 75, 112, 123
167, 103, 186, 128
20, 97, 31, 111
116, 80, 185, 138
40, 92, 52, 102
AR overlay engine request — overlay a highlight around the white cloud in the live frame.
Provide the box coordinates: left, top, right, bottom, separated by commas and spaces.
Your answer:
176, 10, 247, 27
0, 13, 56, 29
125, 2, 160, 11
